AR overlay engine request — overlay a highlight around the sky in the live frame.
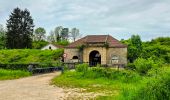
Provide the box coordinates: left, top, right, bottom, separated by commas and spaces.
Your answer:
0, 0, 170, 41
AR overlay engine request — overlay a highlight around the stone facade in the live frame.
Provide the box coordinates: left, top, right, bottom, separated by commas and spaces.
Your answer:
64, 35, 127, 66
64, 46, 127, 65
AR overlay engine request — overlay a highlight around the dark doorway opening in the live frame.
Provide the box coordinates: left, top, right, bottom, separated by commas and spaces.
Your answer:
72, 56, 78, 59
89, 50, 101, 66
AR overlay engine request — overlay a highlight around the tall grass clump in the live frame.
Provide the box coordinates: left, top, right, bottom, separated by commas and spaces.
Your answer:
75, 64, 141, 83
119, 66, 170, 100
75, 63, 88, 73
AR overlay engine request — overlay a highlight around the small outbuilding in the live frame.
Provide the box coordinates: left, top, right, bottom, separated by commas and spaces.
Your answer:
64, 35, 127, 66
41, 43, 63, 50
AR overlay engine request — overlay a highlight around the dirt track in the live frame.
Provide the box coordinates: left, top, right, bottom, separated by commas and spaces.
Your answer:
0, 72, 101, 100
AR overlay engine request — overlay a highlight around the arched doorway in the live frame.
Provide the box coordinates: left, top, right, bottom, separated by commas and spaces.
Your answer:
89, 50, 101, 66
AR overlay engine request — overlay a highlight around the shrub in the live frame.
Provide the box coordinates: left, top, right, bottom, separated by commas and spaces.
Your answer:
56, 40, 69, 46
132, 71, 170, 100
75, 64, 88, 72
134, 58, 155, 74
126, 63, 136, 70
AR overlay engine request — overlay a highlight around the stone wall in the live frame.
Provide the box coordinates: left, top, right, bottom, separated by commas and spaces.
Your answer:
64, 47, 127, 66
83, 47, 107, 65
106, 48, 127, 65
64, 48, 80, 62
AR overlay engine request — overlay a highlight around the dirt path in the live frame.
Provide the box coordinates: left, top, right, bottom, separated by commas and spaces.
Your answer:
0, 72, 69, 100
0, 72, 102, 100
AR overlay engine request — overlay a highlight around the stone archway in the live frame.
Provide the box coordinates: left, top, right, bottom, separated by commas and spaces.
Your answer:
89, 50, 101, 66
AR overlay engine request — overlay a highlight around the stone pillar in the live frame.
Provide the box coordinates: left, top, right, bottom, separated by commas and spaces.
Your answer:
101, 47, 107, 65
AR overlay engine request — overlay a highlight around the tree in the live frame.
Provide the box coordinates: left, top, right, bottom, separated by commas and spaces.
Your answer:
71, 28, 80, 42
61, 28, 69, 40
6, 7, 34, 49
34, 27, 46, 41
47, 30, 55, 42
54, 26, 63, 42
0, 24, 6, 49
128, 35, 142, 63
131, 35, 142, 51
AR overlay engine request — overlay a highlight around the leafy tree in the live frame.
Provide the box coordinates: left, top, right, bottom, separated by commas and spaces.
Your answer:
128, 35, 143, 63
61, 28, 69, 40
32, 40, 48, 49
0, 24, 6, 49
47, 30, 55, 42
34, 27, 46, 41
6, 7, 34, 49
54, 26, 63, 42
71, 28, 80, 42
131, 35, 142, 51
56, 40, 69, 46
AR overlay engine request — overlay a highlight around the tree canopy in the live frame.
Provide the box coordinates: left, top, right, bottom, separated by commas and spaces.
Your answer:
34, 27, 46, 41
6, 7, 34, 49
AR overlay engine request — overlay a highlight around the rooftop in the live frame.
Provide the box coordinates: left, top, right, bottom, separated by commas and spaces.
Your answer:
66, 35, 127, 48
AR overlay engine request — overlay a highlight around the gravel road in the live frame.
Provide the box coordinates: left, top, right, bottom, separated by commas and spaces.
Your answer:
0, 72, 101, 100
0, 72, 70, 100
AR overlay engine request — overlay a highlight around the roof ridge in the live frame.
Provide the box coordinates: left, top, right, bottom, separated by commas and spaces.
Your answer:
105, 34, 109, 43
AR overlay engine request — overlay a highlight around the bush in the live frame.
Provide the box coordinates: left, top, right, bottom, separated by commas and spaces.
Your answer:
132, 71, 170, 100
32, 41, 48, 49
126, 63, 136, 70
56, 40, 69, 46
0, 64, 31, 70
134, 58, 156, 74
75, 64, 88, 72
81, 67, 141, 83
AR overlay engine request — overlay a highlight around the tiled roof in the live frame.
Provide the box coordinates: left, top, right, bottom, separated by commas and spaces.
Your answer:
66, 35, 127, 48
53, 43, 64, 48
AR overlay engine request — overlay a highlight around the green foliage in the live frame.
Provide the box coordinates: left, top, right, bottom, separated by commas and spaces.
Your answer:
32, 41, 48, 49
124, 35, 143, 63
151, 37, 170, 47
134, 58, 154, 74
0, 49, 64, 64
122, 36, 170, 64
0, 69, 31, 80
77, 44, 86, 52
61, 28, 69, 40
34, 27, 46, 41
0, 24, 6, 49
126, 63, 136, 70
6, 7, 34, 49
75, 63, 88, 72
104, 42, 109, 48
56, 40, 69, 46
120, 66, 170, 100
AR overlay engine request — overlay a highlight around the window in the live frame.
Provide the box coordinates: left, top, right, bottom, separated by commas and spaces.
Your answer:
72, 56, 78, 59
49, 46, 51, 49
72, 56, 79, 62
111, 55, 119, 64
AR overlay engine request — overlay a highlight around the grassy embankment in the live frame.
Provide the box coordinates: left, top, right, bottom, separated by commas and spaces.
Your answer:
52, 64, 170, 100
0, 49, 63, 64
0, 49, 64, 80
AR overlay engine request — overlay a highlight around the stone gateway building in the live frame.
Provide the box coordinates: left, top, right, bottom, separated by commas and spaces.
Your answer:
64, 35, 127, 66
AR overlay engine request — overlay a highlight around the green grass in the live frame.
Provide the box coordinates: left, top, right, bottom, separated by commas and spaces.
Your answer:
52, 64, 170, 100
0, 49, 63, 64
0, 69, 31, 80
52, 67, 143, 99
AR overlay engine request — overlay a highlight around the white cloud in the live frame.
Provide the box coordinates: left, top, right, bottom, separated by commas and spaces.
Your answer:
0, 0, 170, 41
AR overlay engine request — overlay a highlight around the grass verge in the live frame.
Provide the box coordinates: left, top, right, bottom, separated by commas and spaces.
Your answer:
0, 69, 31, 80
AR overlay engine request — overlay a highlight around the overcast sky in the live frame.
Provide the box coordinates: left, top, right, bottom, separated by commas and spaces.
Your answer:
0, 0, 170, 41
